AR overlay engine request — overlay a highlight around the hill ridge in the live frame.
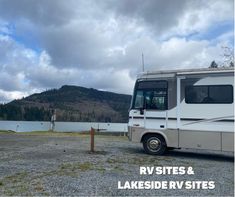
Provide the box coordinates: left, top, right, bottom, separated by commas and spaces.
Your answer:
0, 85, 132, 122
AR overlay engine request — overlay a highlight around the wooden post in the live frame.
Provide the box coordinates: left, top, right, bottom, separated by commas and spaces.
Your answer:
90, 127, 95, 152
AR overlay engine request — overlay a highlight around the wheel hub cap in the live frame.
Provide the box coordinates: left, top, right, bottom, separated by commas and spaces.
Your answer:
149, 139, 160, 150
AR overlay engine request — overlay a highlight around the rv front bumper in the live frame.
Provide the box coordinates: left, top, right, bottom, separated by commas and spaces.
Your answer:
128, 126, 145, 142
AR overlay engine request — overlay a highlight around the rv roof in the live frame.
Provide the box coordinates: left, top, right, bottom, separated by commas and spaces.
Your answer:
138, 67, 234, 79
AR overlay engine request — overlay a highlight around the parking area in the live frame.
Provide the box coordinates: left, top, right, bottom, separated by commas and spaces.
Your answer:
0, 132, 233, 196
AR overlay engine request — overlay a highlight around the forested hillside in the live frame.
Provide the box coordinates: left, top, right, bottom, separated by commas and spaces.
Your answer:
0, 85, 132, 123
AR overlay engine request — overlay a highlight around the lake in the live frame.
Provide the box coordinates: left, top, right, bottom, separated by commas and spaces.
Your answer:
0, 121, 128, 132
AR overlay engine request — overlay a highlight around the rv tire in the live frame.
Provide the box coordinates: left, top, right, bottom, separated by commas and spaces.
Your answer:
142, 134, 166, 155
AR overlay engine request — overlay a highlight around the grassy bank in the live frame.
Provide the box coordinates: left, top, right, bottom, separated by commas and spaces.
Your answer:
0, 130, 127, 137
0, 130, 15, 133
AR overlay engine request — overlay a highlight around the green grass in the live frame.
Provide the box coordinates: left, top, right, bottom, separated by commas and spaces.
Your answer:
0, 171, 51, 196
0, 172, 32, 196
60, 161, 94, 172
0, 130, 15, 133
17, 130, 89, 137
0, 130, 127, 139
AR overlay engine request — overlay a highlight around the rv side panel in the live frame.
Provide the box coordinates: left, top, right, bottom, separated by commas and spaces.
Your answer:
179, 130, 221, 150
222, 132, 234, 152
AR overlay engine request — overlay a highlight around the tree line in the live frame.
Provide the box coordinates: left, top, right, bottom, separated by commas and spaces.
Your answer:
0, 104, 51, 121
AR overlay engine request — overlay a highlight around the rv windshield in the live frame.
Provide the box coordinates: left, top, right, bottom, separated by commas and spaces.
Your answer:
133, 80, 168, 110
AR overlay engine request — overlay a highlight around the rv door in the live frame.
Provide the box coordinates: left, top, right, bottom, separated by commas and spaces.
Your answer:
129, 90, 145, 127
129, 80, 168, 129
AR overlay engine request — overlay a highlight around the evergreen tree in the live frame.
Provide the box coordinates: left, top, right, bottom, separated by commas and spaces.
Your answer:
209, 60, 218, 68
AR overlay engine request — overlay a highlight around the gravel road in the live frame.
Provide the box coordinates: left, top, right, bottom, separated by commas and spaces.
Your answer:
0, 132, 233, 196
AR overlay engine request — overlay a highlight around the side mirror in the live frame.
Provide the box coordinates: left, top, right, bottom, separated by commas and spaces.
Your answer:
140, 108, 144, 115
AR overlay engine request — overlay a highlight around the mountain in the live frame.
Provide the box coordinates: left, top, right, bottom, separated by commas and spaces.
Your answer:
0, 85, 132, 123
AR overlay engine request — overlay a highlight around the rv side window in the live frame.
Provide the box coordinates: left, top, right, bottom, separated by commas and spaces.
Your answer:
145, 90, 167, 110
185, 85, 233, 104
133, 80, 168, 110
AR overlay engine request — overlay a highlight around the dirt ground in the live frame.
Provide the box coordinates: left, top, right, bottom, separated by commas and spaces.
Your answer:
0, 131, 233, 196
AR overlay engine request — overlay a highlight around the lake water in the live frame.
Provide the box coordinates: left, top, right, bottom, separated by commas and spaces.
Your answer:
0, 121, 128, 132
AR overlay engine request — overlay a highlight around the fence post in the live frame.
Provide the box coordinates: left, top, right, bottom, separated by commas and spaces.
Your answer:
90, 127, 95, 152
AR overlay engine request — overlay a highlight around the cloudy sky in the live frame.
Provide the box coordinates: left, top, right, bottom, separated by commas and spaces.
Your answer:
0, 0, 234, 103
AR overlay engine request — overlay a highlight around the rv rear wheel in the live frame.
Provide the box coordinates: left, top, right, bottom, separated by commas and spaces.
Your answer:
143, 134, 166, 155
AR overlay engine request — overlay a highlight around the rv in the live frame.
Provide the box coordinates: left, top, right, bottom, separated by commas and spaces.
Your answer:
128, 67, 234, 155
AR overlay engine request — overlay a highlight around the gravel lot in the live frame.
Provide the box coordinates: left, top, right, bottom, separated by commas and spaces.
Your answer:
0, 132, 233, 196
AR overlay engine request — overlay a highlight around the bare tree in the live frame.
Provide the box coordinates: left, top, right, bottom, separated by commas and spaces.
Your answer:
221, 45, 234, 67
209, 45, 234, 68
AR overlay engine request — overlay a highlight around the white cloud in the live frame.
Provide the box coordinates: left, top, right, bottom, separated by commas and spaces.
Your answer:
77, 68, 135, 94
171, 0, 233, 37
0, 89, 27, 103
0, 0, 233, 102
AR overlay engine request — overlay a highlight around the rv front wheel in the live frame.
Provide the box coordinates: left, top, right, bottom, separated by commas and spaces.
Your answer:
143, 134, 166, 155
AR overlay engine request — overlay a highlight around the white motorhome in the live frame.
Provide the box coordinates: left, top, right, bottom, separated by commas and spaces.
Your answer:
128, 67, 234, 155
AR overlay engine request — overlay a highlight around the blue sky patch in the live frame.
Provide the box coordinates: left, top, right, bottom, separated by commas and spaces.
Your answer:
1, 22, 42, 54
188, 20, 234, 43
